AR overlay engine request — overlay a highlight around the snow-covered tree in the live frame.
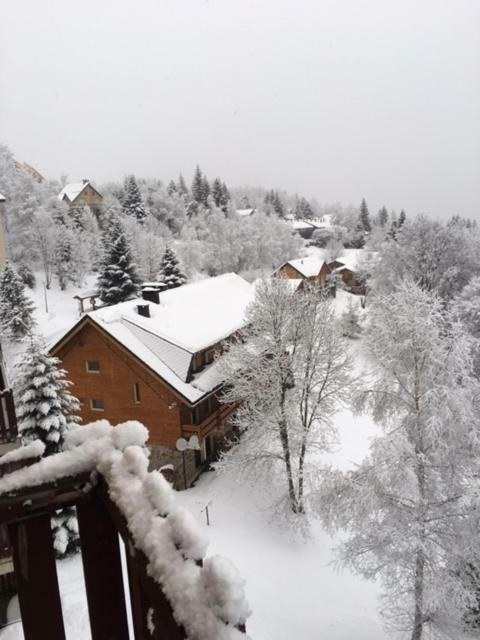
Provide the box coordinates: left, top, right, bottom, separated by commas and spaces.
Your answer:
340, 297, 362, 338
17, 263, 36, 289
122, 175, 146, 223
159, 247, 186, 290
218, 279, 352, 515
15, 338, 81, 558
376, 206, 389, 227
376, 215, 480, 301
177, 173, 189, 196
191, 165, 205, 205
358, 198, 371, 232
318, 280, 480, 639
0, 262, 36, 340
455, 275, 480, 377
97, 216, 140, 304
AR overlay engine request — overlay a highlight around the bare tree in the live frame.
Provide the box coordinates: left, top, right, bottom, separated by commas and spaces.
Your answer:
217, 278, 352, 515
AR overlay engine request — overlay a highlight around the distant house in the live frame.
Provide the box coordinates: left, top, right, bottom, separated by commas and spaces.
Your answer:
274, 251, 368, 295
0, 194, 6, 269
236, 208, 256, 217
13, 160, 44, 183
49, 274, 255, 489
58, 180, 103, 212
274, 256, 334, 286
21, 162, 44, 183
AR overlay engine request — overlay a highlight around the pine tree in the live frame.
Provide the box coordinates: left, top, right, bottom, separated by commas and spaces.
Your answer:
159, 247, 186, 290
167, 179, 177, 196
122, 175, 147, 224
0, 262, 36, 340
191, 165, 204, 204
220, 182, 230, 212
177, 173, 188, 196
377, 206, 388, 227
15, 338, 81, 558
398, 208, 406, 228
54, 223, 74, 291
212, 178, 224, 208
200, 176, 210, 207
97, 216, 140, 305
359, 198, 371, 232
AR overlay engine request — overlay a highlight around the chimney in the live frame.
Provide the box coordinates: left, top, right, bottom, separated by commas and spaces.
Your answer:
137, 304, 150, 318
82, 179, 89, 185
142, 288, 160, 304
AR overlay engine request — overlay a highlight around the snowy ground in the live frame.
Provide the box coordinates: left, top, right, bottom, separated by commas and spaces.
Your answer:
0, 272, 386, 639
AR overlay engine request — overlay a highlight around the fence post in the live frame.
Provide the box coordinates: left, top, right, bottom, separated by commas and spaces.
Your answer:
77, 492, 129, 640
8, 515, 66, 640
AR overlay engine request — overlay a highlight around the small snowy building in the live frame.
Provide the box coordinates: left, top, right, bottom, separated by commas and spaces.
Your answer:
58, 179, 103, 211
274, 250, 369, 295
49, 274, 255, 489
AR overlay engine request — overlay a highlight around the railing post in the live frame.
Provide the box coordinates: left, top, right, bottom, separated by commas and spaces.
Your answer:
8, 514, 66, 640
125, 544, 152, 640
77, 492, 129, 640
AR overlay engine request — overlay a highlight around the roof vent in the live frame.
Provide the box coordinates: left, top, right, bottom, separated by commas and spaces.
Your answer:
136, 304, 150, 318
142, 288, 160, 304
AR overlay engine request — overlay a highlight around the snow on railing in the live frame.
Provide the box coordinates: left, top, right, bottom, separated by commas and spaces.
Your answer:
0, 440, 45, 466
0, 420, 251, 640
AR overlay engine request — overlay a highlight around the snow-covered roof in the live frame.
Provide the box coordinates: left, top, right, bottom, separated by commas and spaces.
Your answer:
58, 180, 100, 203
309, 214, 333, 229
54, 274, 255, 405
288, 219, 314, 230
285, 256, 325, 278
236, 208, 256, 217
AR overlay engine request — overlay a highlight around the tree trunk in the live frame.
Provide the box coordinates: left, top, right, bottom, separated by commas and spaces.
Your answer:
278, 387, 298, 513
411, 548, 425, 640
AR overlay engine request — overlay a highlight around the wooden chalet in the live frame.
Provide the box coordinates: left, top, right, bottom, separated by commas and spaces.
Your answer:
58, 180, 103, 211
49, 274, 255, 489
274, 252, 367, 295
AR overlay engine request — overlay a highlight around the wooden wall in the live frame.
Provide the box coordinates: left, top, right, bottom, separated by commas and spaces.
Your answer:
55, 323, 183, 448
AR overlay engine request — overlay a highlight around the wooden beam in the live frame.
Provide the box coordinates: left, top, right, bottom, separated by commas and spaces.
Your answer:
9, 514, 66, 640
76, 489, 129, 640
0, 473, 91, 526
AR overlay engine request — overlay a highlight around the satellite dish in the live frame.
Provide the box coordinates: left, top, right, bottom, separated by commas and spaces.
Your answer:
176, 438, 187, 452
188, 435, 200, 450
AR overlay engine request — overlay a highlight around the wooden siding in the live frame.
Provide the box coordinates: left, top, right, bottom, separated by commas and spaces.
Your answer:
55, 323, 182, 448
275, 263, 305, 280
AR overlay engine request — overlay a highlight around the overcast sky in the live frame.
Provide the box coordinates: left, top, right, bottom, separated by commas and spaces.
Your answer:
1, 0, 479, 218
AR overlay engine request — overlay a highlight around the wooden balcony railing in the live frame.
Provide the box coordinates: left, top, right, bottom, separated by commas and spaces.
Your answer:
0, 422, 249, 640
182, 403, 236, 439
0, 389, 18, 445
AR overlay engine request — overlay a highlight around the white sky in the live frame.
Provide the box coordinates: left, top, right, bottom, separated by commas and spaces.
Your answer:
1, 0, 479, 218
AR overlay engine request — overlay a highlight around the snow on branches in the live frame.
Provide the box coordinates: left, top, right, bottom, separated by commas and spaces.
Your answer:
317, 279, 480, 639
217, 278, 353, 516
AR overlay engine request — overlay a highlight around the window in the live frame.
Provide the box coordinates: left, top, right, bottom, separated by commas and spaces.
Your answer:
133, 382, 141, 404
191, 406, 200, 425
90, 399, 104, 411
86, 361, 100, 373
